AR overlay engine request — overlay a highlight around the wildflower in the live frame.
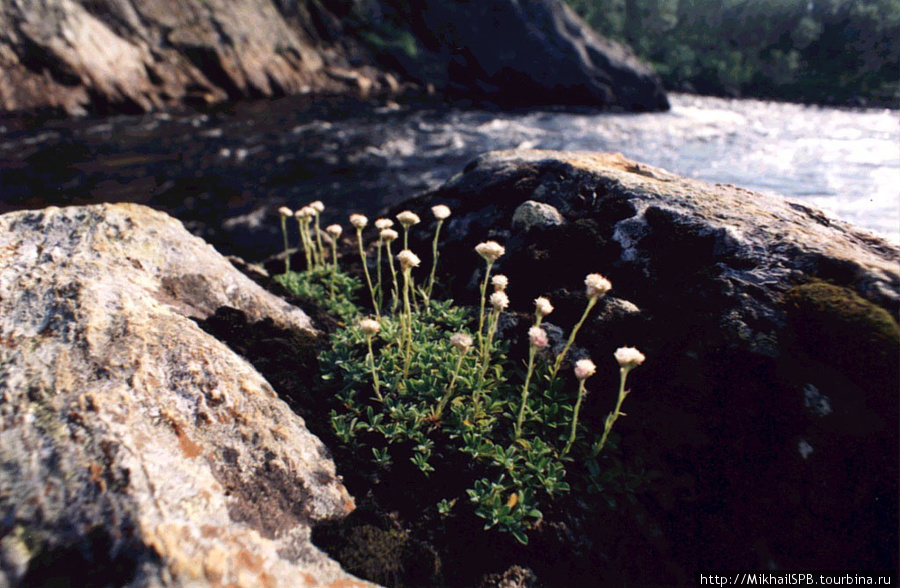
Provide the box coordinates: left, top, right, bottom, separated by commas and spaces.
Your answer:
309, 201, 325, 213
574, 358, 596, 380
380, 228, 399, 243
490, 291, 509, 311
360, 318, 381, 337
585, 273, 612, 299
614, 347, 646, 371
475, 241, 505, 262
397, 249, 421, 270
375, 218, 394, 230
296, 206, 315, 220
278, 207, 293, 273
397, 210, 421, 228
326, 224, 343, 238
431, 204, 451, 220
528, 326, 549, 349
535, 296, 553, 318
350, 214, 368, 229
278, 206, 293, 217
491, 275, 509, 291
450, 333, 473, 353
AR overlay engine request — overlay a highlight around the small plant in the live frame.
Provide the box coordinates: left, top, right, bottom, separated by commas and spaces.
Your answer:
274, 204, 647, 545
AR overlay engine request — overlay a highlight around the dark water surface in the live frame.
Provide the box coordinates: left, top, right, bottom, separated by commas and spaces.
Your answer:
1, 94, 897, 259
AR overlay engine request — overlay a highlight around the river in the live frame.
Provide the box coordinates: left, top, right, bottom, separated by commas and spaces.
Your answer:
1, 93, 897, 258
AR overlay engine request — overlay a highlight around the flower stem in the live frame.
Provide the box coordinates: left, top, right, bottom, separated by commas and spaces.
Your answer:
313, 212, 325, 268
434, 349, 468, 420
386, 241, 399, 313
596, 367, 631, 454
426, 219, 443, 303
280, 215, 291, 274
402, 267, 413, 377
329, 239, 338, 300
357, 228, 380, 318
367, 336, 383, 402
562, 380, 587, 457
477, 260, 495, 352
376, 241, 384, 313
550, 295, 598, 380
514, 344, 538, 439
297, 218, 312, 269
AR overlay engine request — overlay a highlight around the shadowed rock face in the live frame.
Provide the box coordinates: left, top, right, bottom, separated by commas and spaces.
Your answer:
0, 204, 372, 587
372, 0, 669, 111
392, 150, 898, 582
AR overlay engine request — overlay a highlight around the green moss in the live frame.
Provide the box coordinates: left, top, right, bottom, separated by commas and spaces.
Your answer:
338, 525, 409, 587
784, 280, 899, 387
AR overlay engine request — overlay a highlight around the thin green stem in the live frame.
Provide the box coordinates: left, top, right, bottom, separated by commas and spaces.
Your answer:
280, 216, 291, 274
478, 308, 500, 387
515, 344, 538, 439
376, 241, 384, 313
562, 380, 587, 457
426, 220, 443, 303
297, 219, 312, 270
596, 367, 631, 454
313, 212, 325, 268
329, 240, 338, 300
476, 260, 495, 352
357, 228, 380, 318
434, 349, 468, 420
367, 336, 383, 402
386, 241, 399, 313
402, 267, 413, 377
550, 296, 598, 380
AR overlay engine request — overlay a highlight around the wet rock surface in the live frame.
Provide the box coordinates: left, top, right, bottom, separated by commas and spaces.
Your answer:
0, 203, 372, 587
390, 149, 898, 583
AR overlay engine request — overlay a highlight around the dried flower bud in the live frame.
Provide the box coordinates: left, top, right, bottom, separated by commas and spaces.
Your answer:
397, 211, 421, 228
326, 224, 342, 238
380, 228, 399, 243
528, 326, 549, 349
490, 291, 509, 311
359, 318, 381, 337
534, 296, 553, 317
475, 241, 505, 262
309, 201, 325, 213
397, 249, 421, 270
491, 274, 508, 291
574, 358, 596, 381
350, 214, 368, 229
614, 347, 645, 371
585, 273, 612, 299
296, 206, 315, 220
431, 205, 451, 220
278, 206, 293, 217
375, 218, 394, 230
450, 333, 473, 353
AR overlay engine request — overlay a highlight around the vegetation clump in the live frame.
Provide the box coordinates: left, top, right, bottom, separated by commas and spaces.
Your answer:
276, 202, 647, 546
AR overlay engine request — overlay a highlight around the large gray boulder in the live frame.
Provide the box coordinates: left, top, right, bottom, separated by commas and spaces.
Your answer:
365, 0, 669, 110
0, 203, 372, 587
393, 150, 898, 583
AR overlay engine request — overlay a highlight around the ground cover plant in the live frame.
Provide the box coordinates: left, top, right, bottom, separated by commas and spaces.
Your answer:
273, 202, 650, 581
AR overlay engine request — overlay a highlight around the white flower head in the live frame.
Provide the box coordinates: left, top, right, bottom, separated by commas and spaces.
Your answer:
397, 210, 421, 228
534, 296, 553, 317
278, 206, 293, 218
359, 318, 381, 337
574, 358, 596, 381
450, 332, 473, 353
431, 204, 451, 220
309, 201, 325, 213
475, 241, 505, 263
614, 347, 646, 371
380, 228, 399, 243
585, 273, 612, 299
491, 274, 509, 291
326, 224, 342, 238
397, 249, 421, 270
528, 326, 549, 349
296, 206, 315, 220
375, 218, 394, 230
490, 291, 509, 311
349, 214, 368, 229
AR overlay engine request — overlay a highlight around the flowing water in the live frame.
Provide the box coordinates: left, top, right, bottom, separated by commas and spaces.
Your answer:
1, 93, 897, 258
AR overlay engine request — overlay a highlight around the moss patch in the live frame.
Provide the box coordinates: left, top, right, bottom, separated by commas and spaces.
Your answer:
784, 280, 899, 398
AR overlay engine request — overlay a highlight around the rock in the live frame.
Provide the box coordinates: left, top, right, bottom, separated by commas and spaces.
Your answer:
0, 0, 385, 116
362, 0, 669, 110
393, 150, 898, 582
0, 204, 372, 587
511, 200, 565, 232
